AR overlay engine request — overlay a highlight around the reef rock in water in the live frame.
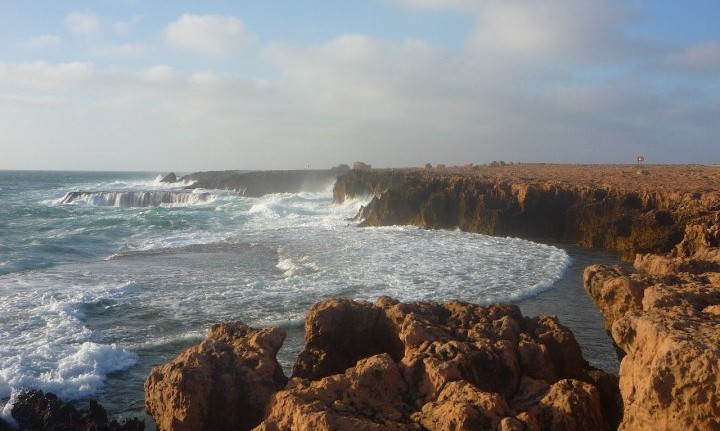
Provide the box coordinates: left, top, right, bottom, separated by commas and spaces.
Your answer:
145, 298, 621, 431
3, 390, 144, 431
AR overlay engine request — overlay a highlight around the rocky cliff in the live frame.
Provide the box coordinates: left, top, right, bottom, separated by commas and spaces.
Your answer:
584, 216, 720, 430
334, 165, 720, 260
181, 168, 348, 197
332, 164, 720, 430
145, 298, 621, 431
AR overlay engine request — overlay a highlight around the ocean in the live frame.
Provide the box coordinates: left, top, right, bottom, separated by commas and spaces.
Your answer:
0, 170, 620, 426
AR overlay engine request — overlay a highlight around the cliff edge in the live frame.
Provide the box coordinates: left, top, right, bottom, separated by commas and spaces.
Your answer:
334, 165, 720, 260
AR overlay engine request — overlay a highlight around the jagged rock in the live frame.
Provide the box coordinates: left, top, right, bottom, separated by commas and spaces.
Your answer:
584, 221, 720, 431
256, 354, 417, 431
160, 172, 177, 183
147, 298, 619, 431
9, 390, 144, 431
144, 322, 287, 431
278, 297, 618, 431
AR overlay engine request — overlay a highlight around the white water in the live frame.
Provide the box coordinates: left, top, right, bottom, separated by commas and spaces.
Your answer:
0, 173, 571, 417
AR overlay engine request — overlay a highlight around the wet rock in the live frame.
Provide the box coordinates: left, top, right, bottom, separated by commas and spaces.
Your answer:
160, 172, 177, 183
144, 322, 287, 431
9, 390, 144, 431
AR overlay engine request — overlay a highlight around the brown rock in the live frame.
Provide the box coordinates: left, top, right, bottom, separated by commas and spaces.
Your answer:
585, 221, 720, 431
292, 298, 404, 380
414, 380, 510, 431
144, 322, 287, 431
526, 379, 604, 431
255, 354, 418, 431
334, 165, 720, 260
146, 298, 617, 431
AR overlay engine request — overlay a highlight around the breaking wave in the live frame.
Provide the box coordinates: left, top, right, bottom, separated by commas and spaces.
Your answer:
57, 190, 216, 207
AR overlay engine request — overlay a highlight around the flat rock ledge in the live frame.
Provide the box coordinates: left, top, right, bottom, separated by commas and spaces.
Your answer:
584, 215, 720, 431
145, 298, 620, 431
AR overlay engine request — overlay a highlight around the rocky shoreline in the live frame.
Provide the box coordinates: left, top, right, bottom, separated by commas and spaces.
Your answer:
3, 164, 719, 430
175, 167, 349, 197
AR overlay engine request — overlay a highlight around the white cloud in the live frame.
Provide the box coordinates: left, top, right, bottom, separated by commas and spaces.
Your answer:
391, 0, 651, 64
88, 43, 151, 58
389, 0, 477, 11
65, 11, 100, 35
0, 61, 95, 88
113, 15, 142, 37
663, 41, 720, 73
163, 14, 255, 56
22, 34, 61, 49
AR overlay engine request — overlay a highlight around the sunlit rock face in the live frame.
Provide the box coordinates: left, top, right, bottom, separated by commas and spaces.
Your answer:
585, 216, 720, 431
145, 298, 620, 431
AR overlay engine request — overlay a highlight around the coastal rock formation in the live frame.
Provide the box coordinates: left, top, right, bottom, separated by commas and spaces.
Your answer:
5, 390, 144, 431
181, 168, 348, 197
145, 298, 620, 431
144, 322, 287, 431
334, 165, 720, 260
160, 172, 177, 183
584, 216, 720, 430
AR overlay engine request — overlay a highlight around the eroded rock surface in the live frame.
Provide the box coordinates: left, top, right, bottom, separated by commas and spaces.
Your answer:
584, 216, 720, 430
144, 322, 287, 431
146, 299, 620, 431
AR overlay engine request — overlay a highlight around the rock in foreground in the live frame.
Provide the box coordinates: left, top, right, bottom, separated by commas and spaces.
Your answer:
144, 322, 287, 431
5, 390, 144, 431
584, 215, 720, 431
145, 298, 620, 431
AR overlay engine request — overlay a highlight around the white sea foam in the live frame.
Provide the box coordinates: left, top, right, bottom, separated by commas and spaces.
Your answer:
0, 278, 139, 401
2, 182, 572, 409
56, 190, 217, 207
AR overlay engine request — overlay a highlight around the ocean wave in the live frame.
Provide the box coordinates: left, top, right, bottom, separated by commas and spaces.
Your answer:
0, 279, 140, 402
56, 190, 217, 207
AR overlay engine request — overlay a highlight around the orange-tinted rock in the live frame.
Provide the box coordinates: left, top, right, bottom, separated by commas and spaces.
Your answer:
289, 298, 617, 431
255, 354, 417, 431
144, 322, 287, 431
585, 221, 720, 431
145, 298, 618, 431
334, 165, 720, 260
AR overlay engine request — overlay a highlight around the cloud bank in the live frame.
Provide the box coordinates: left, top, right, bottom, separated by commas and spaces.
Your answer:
0, 3, 718, 170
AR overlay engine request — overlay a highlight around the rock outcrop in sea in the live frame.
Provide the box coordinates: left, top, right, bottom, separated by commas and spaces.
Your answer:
145, 298, 621, 431
0, 390, 144, 431
181, 167, 349, 197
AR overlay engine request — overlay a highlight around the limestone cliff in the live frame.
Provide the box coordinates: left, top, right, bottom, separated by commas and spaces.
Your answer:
334, 165, 720, 260
584, 217, 720, 431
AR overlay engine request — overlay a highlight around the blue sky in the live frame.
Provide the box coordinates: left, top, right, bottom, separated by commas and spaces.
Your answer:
0, 0, 719, 171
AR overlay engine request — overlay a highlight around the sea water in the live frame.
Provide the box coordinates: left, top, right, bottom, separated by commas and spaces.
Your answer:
0, 171, 619, 425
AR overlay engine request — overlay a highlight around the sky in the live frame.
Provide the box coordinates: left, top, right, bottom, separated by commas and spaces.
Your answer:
0, 0, 719, 171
